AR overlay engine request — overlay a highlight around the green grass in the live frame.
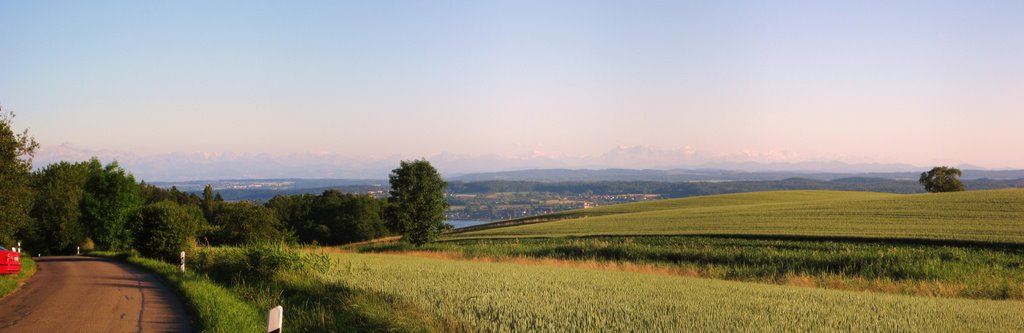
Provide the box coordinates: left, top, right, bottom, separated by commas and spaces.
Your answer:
190, 246, 449, 333
358, 236, 1024, 299
0, 256, 36, 299
87, 251, 264, 333
315, 252, 1024, 332
453, 189, 1024, 244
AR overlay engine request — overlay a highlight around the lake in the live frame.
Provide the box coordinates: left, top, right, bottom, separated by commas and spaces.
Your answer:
445, 220, 490, 229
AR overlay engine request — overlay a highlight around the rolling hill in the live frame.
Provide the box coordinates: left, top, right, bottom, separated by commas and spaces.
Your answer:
451, 189, 1024, 245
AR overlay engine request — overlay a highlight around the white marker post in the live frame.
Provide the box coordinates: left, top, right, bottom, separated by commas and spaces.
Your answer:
16, 242, 21, 254
267, 306, 283, 333
179, 251, 186, 273
77, 246, 80, 255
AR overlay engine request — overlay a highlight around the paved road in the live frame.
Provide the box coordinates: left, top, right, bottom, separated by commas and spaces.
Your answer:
0, 256, 195, 333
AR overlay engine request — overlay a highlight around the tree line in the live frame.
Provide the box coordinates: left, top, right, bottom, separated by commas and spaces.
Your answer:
1, 109, 448, 263
20, 160, 445, 261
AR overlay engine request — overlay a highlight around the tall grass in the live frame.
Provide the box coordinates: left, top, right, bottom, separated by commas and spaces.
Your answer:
190, 245, 450, 332
315, 252, 1024, 332
358, 236, 1024, 299
0, 256, 36, 298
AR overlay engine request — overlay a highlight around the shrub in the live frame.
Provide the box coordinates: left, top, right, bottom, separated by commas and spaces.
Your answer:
193, 245, 303, 283
128, 201, 201, 262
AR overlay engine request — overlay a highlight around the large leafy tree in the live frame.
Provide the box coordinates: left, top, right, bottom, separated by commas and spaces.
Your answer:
28, 161, 90, 254
919, 166, 965, 193
384, 159, 448, 245
81, 158, 144, 250
0, 109, 38, 246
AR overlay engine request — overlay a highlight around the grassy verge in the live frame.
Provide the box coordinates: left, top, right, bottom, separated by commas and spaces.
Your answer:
191, 246, 451, 332
356, 236, 1024, 299
87, 251, 264, 333
0, 256, 36, 298
314, 251, 1024, 332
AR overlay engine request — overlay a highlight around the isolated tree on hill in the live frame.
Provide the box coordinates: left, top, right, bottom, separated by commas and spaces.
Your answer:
0, 108, 38, 246
919, 166, 965, 193
385, 159, 449, 245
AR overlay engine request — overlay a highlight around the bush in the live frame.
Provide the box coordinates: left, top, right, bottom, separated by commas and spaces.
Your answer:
193, 245, 303, 283
128, 201, 201, 262
212, 202, 292, 246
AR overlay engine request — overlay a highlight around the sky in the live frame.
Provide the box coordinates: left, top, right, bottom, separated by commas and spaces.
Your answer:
2, 1, 1022, 180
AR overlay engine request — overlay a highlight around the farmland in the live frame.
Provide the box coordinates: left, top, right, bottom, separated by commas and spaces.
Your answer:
187, 189, 1024, 331
357, 236, 1024, 299
307, 252, 1024, 332
452, 189, 1024, 244
327, 189, 1024, 331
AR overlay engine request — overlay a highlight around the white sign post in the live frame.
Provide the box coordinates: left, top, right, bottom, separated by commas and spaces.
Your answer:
267, 305, 283, 333
16, 242, 21, 254
77, 246, 80, 255
179, 251, 186, 273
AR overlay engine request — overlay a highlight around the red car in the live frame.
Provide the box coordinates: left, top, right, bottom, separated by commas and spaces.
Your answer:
0, 247, 20, 275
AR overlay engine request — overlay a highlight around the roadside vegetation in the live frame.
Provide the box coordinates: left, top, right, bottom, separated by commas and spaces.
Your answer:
189, 245, 450, 332
0, 256, 36, 299
87, 251, 264, 333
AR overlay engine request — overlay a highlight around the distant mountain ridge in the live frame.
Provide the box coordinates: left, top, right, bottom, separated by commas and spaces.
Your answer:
37, 142, 1021, 181
450, 168, 1024, 182
149, 178, 386, 192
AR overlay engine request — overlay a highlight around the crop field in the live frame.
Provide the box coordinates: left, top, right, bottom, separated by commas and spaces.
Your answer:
193, 189, 1024, 332
357, 236, 1024, 299
316, 252, 1024, 332
452, 189, 1024, 244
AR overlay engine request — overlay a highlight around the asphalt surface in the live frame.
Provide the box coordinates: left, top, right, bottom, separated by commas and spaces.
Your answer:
0, 256, 195, 333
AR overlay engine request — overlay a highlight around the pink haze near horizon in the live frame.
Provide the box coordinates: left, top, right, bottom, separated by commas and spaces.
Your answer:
2, 1, 1022, 174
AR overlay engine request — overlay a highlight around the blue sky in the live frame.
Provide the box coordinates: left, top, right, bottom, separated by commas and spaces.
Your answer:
2, 1, 1023, 179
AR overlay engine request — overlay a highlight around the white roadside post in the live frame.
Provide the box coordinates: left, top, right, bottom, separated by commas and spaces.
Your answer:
16, 242, 21, 254
267, 305, 283, 333
77, 246, 80, 255
179, 251, 186, 273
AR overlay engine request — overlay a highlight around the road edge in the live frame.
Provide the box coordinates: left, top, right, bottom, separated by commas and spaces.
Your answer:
85, 251, 263, 333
